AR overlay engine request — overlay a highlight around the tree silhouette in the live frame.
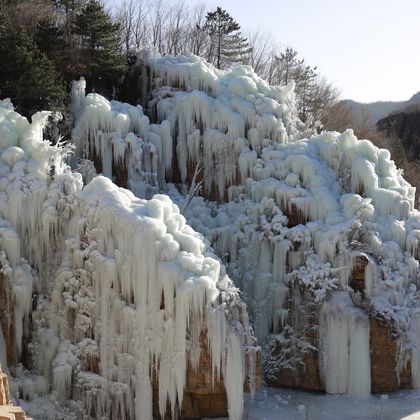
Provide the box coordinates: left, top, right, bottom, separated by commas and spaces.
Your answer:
205, 7, 252, 69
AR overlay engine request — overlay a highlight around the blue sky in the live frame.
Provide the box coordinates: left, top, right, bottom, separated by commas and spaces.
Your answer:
178, 0, 420, 102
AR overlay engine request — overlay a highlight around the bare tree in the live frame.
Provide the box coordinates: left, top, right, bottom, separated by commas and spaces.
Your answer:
164, 2, 189, 55
115, 0, 148, 59
243, 29, 276, 80
1, 0, 55, 35
321, 97, 354, 133
148, 0, 169, 54
307, 78, 341, 132
188, 3, 208, 56
180, 159, 203, 214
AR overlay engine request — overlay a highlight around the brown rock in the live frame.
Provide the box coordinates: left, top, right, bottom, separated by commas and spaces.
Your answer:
244, 347, 262, 393
112, 159, 128, 189
267, 347, 324, 391
370, 317, 411, 392
351, 255, 368, 292
0, 364, 31, 420
153, 328, 261, 419
286, 203, 306, 227
0, 371, 9, 405
0, 272, 14, 367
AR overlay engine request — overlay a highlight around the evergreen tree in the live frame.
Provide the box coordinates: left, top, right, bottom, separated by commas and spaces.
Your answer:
35, 17, 65, 64
52, 0, 86, 45
271, 47, 326, 132
272, 47, 302, 85
295, 64, 318, 125
0, 12, 65, 116
205, 7, 252, 69
73, 0, 125, 93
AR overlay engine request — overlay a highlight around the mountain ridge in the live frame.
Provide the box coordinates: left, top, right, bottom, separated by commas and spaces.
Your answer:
343, 91, 420, 122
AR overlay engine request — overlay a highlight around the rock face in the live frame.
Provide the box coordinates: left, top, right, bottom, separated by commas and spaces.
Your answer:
265, 259, 414, 394
0, 366, 9, 405
0, 365, 31, 420
370, 318, 411, 393
153, 332, 228, 419
153, 324, 261, 418
0, 273, 14, 367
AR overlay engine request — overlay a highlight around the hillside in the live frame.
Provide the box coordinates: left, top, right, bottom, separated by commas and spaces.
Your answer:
376, 102, 420, 206
377, 102, 420, 157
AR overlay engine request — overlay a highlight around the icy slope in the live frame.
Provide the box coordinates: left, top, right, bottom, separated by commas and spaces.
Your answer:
0, 98, 256, 419
70, 51, 420, 398
72, 53, 299, 201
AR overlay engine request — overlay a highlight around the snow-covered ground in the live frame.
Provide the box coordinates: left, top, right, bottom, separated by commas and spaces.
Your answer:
17, 385, 420, 420
240, 386, 420, 419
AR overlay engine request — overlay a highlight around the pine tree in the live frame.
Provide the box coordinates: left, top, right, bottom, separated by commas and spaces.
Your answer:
205, 7, 252, 69
271, 47, 325, 131
272, 47, 302, 85
73, 0, 125, 93
296, 64, 318, 125
35, 17, 66, 66
0, 12, 65, 116
52, 0, 85, 45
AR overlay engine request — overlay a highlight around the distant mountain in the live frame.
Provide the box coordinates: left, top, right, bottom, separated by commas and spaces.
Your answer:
343, 92, 420, 123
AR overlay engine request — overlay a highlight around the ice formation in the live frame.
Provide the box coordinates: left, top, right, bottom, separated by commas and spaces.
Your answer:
72, 78, 172, 198
71, 51, 420, 398
180, 129, 420, 396
133, 52, 420, 397
147, 52, 299, 198
1, 48, 420, 419
0, 98, 255, 419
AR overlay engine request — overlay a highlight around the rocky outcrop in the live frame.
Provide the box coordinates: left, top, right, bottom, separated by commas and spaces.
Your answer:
370, 318, 411, 393
0, 365, 31, 420
153, 320, 261, 418
152, 332, 229, 419
350, 255, 368, 293
0, 273, 14, 367
265, 286, 323, 391
265, 259, 413, 394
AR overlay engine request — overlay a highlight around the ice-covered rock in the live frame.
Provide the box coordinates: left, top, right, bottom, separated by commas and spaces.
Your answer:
0, 99, 257, 419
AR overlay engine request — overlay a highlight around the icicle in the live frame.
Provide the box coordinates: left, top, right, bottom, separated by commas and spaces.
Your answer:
319, 292, 371, 397
225, 331, 244, 420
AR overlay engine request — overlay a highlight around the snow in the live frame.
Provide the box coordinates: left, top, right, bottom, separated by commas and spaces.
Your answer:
242, 386, 420, 420
16, 384, 420, 419
179, 127, 420, 366
44, 176, 249, 419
